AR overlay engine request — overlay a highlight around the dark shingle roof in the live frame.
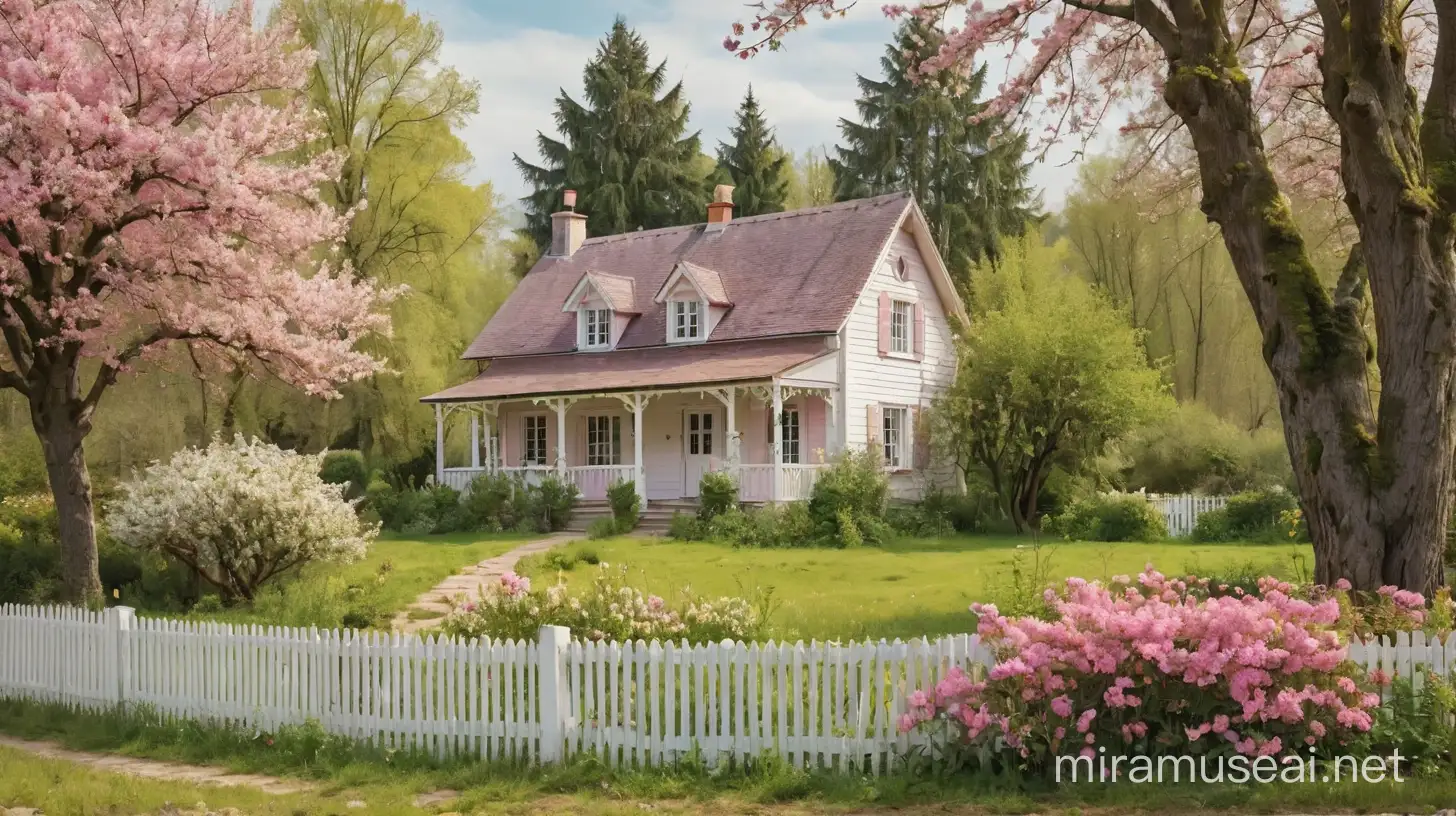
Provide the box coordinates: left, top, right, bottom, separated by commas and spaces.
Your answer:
464, 192, 912, 359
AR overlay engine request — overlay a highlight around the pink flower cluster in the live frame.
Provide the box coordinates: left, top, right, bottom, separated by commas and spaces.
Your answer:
499, 571, 531, 598
899, 566, 1382, 763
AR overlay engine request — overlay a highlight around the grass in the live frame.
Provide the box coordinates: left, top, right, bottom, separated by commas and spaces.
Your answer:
516, 534, 1316, 641
2, 699, 1455, 815
174, 532, 531, 630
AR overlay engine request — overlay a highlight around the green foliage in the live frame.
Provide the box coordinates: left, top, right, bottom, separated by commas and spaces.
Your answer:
514, 18, 710, 251
780, 146, 836, 210
1368, 675, 1456, 777
0, 432, 47, 504
1046, 494, 1166, 542
1105, 403, 1291, 494
668, 511, 709, 541
834, 19, 1039, 290
706, 503, 818, 549
807, 448, 890, 546
463, 472, 517, 531
698, 471, 739, 520
587, 518, 621, 540
374, 473, 576, 535
716, 87, 788, 216
247, 565, 392, 630
1192, 489, 1301, 542
318, 450, 368, 497
607, 480, 640, 532
933, 236, 1172, 533
528, 476, 579, 533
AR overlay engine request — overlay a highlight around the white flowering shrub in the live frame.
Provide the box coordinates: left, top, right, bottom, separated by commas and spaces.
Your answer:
439, 564, 774, 644
108, 436, 376, 602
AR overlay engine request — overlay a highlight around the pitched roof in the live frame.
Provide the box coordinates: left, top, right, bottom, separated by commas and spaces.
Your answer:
464, 192, 914, 359
654, 261, 731, 306
563, 270, 639, 314
423, 336, 834, 402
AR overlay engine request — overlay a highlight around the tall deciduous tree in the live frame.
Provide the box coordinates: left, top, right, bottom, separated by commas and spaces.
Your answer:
515, 18, 710, 248
272, 0, 510, 466
716, 87, 789, 216
831, 20, 1040, 294
781, 147, 837, 210
730, 0, 1456, 593
932, 237, 1171, 531
0, 0, 394, 603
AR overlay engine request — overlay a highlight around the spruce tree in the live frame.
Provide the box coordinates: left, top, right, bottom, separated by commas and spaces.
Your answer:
515, 19, 709, 249
716, 87, 789, 216
834, 20, 1040, 293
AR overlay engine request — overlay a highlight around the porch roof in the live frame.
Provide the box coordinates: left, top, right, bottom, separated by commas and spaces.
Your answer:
421, 336, 834, 403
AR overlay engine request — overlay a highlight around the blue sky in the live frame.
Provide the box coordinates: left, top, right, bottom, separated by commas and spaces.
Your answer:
396, 1, 1080, 213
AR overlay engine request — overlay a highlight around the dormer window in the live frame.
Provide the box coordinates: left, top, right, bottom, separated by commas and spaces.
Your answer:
583, 308, 611, 349
671, 300, 702, 342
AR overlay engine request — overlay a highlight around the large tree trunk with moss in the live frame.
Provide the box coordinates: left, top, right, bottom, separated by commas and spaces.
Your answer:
29, 362, 103, 605
1158, 0, 1455, 594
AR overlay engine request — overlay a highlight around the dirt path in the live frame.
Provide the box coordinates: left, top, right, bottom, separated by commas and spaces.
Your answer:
390, 532, 579, 632
0, 735, 311, 795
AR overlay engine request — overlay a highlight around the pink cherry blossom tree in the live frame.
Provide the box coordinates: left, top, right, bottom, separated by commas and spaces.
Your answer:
728, 0, 1454, 594
0, 0, 396, 603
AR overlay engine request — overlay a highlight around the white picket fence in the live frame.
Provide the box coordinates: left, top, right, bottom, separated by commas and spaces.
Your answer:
1145, 493, 1229, 537
2, 604, 1453, 771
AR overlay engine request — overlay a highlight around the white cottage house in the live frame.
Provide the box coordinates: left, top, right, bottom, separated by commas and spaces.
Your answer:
423, 186, 967, 507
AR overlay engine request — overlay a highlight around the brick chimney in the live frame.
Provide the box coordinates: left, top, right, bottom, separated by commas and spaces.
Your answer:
706, 184, 734, 230
550, 189, 587, 257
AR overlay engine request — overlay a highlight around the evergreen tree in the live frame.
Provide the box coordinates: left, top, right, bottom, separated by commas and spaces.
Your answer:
716, 87, 789, 216
515, 19, 709, 248
834, 20, 1040, 293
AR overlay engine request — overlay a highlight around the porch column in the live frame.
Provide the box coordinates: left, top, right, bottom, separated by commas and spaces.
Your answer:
470, 410, 481, 469
481, 406, 495, 473
632, 393, 646, 504
554, 398, 568, 479
434, 403, 445, 485
771, 380, 783, 503
725, 386, 738, 474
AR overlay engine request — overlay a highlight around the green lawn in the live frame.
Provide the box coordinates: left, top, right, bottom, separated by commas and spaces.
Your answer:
178, 532, 531, 629
516, 535, 1315, 641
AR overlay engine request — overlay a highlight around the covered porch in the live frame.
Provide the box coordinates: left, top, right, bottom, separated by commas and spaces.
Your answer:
422, 337, 843, 504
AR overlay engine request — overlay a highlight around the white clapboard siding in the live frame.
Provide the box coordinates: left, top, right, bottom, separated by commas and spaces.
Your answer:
2, 604, 1453, 771
1144, 493, 1230, 537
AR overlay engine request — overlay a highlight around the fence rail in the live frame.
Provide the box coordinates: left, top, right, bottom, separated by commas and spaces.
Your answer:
1145, 493, 1229, 537
2, 604, 1453, 770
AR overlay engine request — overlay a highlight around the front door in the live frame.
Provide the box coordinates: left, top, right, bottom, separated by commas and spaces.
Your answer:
682, 410, 718, 497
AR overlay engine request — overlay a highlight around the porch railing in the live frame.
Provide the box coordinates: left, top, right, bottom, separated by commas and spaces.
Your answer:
438, 465, 633, 501
735, 464, 825, 502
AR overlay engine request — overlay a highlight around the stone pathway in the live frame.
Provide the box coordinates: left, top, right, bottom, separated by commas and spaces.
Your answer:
0, 736, 311, 795
389, 532, 579, 632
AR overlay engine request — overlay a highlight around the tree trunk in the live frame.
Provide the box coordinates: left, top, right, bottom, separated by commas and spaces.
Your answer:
1160, 14, 1453, 594
31, 387, 101, 605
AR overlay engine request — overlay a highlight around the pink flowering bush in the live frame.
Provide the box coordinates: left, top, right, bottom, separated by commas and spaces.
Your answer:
439, 564, 772, 644
900, 567, 1390, 774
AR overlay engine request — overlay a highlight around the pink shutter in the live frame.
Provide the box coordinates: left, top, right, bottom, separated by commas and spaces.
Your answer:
913, 303, 926, 361
877, 291, 891, 356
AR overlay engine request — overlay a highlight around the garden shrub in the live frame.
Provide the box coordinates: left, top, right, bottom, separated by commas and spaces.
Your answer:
523, 476, 578, 533
698, 471, 739, 520
1109, 403, 1292, 494
0, 433, 47, 504
607, 480, 640, 532
901, 568, 1387, 777
1192, 488, 1299, 542
463, 472, 517, 531
440, 564, 774, 643
807, 448, 889, 546
586, 517, 619, 540
668, 511, 708, 541
318, 450, 368, 498
1369, 675, 1456, 777
1045, 493, 1165, 542
107, 436, 376, 602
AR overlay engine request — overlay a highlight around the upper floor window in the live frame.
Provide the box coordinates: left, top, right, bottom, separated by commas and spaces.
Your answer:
582, 308, 611, 349
890, 300, 913, 355
671, 300, 702, 342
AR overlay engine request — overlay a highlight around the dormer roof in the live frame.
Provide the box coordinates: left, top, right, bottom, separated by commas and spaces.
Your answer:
561, 270, 640, 315
653, 261, 731, 307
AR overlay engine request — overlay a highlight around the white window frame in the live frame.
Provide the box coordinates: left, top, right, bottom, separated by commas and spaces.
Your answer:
587, 415, 622, 466
580, 307, 611, 350
523, 414, 549, 466
779, 406, 801, 465
890, 299, 913, 356
669, 299, 704, 343
882, 406, 909, 470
